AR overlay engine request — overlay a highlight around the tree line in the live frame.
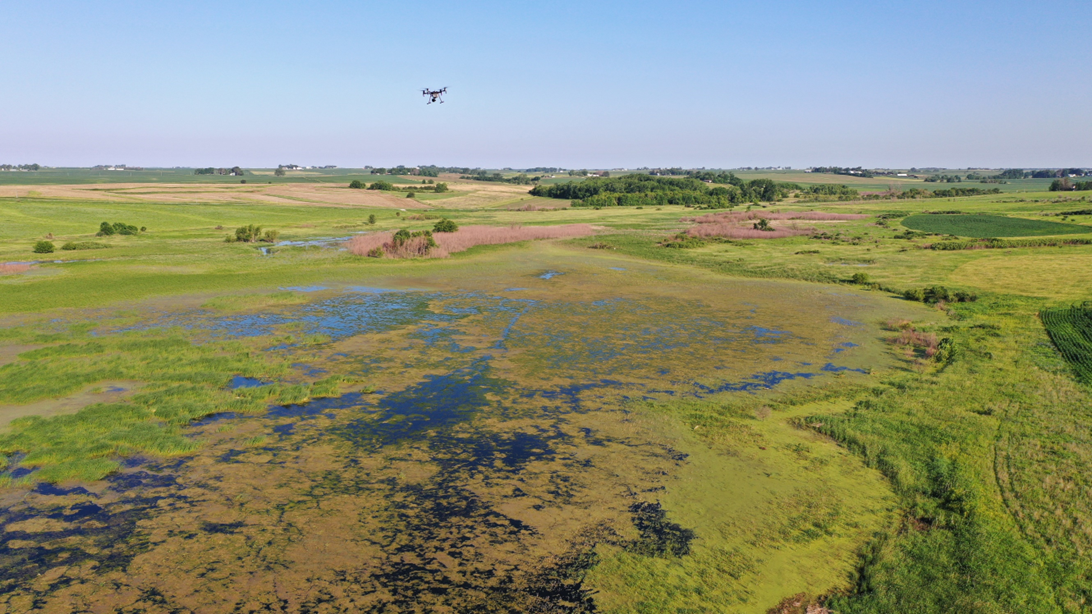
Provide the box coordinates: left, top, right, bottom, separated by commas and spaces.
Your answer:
1050, 178, 1092, 192
529, 174, 798, 208
194, 167, 243, 176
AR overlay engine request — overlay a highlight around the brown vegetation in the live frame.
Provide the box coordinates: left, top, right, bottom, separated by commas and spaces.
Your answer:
0, 263, 32, 275
346, 224, 597, 259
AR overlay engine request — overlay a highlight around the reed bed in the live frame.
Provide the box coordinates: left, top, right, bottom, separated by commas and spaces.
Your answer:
0, 263, 32, 275
346, 224, 597, 258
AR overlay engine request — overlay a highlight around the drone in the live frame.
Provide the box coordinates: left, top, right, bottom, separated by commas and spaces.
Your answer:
422, 87, 447, 104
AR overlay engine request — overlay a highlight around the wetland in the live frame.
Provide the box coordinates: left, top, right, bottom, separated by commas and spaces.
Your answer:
0, 253, 919, 612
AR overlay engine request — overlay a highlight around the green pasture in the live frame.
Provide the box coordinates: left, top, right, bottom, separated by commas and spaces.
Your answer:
902, 213, 1092, 238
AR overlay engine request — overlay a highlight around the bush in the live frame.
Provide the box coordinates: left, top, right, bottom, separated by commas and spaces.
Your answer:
367, 247, 384, 258
433, 218, 458, 233
850, 272, 871, 284
33, 240, 55, 254
234, 225, 262, 243
903, 286, 977, 304
261, 230, 279, 243
367, 214, 377, 225
406, 192, 416, 198
434, 182, 449, 193
349, 180, 364, 189
97, 221, 139, 236
368, 181, 395, 191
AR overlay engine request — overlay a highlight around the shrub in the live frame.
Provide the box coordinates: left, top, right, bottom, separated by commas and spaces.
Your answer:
434, 182, 449, 193
903, 286, 977, 304
433, 218, 458, 233
903, 288, 925, 302
367, 214, 377, 225
97, 221, 139, 236
349, 180, 364, 189
33, 240, 55, 254
406, 192, 416, 198
261, 230, 279, 243
850, 272, 871, 285
367, 247, 384, 258
234, 225, 262, 243
368, 181, 395, 191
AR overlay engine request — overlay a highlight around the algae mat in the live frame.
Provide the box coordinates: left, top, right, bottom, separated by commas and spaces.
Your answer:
0, 252, 925, 612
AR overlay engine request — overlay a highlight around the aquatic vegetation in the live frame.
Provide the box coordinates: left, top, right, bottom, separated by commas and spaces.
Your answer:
0, 265, 907, 611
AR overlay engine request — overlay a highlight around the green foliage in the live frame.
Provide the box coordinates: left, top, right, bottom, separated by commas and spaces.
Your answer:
233, 224, 262, 243
1041, 303, 1092, 384
60, 241, 110, 251
97, 221, 140, 236
661, 233, 708, 249
367, 214, 377, 225
930, 237, 1092, 250
902, 286, 977, 304
368, 180, 395, 191
406, 192, 416, 198
434, 182, 449, 193
261, 229, 279, 243
849, 272, 870, 284
903, 213, 1092, 238
33, 240, 54, 254
433, 218, 458, 233
800, 183, 860, 201
391, 228, 437, 249
531, 174, 796, 208
349, 180, 364, 189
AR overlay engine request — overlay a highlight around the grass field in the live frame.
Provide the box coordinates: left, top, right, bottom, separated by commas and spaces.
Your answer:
901, 213, 1092, 238
1, 180, 1091, 612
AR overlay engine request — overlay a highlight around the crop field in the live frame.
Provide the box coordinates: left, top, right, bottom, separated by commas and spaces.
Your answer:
1, 178, 1091, 613
1041, 303, 1092, 384
901, 213, 1092, 238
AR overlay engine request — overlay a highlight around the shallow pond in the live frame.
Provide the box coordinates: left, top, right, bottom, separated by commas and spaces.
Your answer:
0, 255, 922, 612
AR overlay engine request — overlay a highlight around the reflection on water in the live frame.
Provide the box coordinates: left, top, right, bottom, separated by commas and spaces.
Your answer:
0, 276, 887, 612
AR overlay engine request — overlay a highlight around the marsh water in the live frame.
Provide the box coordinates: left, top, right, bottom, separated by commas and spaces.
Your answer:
0, 255, 917, 612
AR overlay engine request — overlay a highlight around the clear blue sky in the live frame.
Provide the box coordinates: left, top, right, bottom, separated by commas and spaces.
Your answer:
2, 0, 1089, 169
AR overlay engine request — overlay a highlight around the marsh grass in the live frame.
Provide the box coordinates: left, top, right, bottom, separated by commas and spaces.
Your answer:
200, 291, 309, 311
0, 326, 348, 482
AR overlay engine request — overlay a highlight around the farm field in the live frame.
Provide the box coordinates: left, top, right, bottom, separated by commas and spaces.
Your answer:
1, 179, 1091, 613
901, 213, 1092, 238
